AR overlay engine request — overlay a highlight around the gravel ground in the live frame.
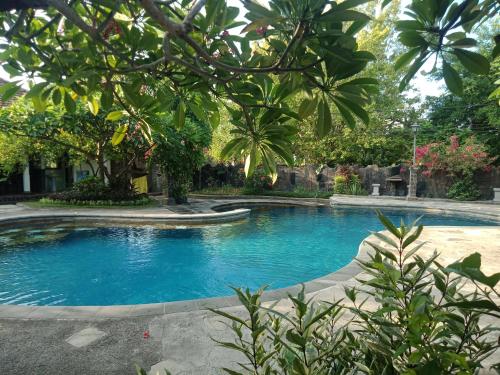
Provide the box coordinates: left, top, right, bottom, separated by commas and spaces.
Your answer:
0, 317, 160, 375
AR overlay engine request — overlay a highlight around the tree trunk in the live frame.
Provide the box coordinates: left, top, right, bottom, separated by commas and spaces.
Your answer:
97, 154, 106, 183
160, 166, 169, 198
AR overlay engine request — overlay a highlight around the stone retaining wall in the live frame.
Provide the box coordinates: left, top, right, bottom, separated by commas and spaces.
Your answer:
195, 164, 500, 200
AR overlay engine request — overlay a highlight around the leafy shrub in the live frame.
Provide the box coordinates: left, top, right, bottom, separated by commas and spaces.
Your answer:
333, 174, 349, 194
243, 169, 273, 194
198, 213, 500, 374
333, 169, 367, 195
447, 172, 481, 201
170, 181, 190, 204
39, 196, 152, 207
49, 176, 143, 203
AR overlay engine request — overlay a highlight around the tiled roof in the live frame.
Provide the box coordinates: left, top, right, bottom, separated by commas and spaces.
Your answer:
0, 78, 26, 107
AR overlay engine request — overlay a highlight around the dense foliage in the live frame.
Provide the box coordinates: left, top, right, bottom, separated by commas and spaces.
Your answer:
421, 57, 500, 157
0, 0, 497, 179
151, 115, 211, 202
242, 169, 273, 194
289, 1, 420, 167
48, 176, 149, 204
205, 213, 500, 374
0, 100, 150, 188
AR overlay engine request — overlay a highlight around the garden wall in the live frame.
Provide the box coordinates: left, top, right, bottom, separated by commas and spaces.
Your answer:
195, 163, 500, 200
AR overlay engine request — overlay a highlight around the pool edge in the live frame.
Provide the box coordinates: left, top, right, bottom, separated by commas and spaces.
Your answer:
0, 197, 498, 320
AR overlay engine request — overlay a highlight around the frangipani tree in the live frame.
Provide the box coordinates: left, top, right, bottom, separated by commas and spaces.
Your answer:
0, 0, 497, 180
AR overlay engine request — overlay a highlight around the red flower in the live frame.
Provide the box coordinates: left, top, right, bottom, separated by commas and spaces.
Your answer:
143, 330, 150, 339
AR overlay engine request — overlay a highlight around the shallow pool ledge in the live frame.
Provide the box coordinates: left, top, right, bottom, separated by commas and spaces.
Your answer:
0, 207, 251, 227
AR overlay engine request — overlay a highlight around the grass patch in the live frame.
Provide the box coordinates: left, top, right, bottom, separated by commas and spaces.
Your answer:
192, 186, 332, 199
24, 196, 158, 209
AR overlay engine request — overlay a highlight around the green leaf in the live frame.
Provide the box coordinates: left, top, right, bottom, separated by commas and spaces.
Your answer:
111, 124, 128, 146
1, 84, 21, 103
334, 96, 369, 125
174, 100, 186, 128
394, 47, 421, 71
100, 90, 113, 110
52, 88, 62, 105
298, 95, 318, 120
376, 211, 401, 239
31, 97, 46, 112
319, 9, 370, 23
209, 110, 220, 129
25, 82, 50, 100
446, 253, 500, 288
399, 31, 427, 47
87, 97, 99, 116
106, 111, 125, 121
452, 49, 490, 75
244, 146, 257, 177
442, 61, 463, 96
187, 102, 207, 123
443, 300, 500, 313
64, 92, 76, 113
450, 38, 477, 48
316, 98, 332, 137
332, 97, 355, 128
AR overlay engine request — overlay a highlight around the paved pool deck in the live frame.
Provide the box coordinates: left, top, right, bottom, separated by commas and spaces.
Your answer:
0, 196, 498, 374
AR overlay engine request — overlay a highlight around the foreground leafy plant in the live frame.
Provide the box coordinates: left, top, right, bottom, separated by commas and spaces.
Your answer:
202, 212, 500, 374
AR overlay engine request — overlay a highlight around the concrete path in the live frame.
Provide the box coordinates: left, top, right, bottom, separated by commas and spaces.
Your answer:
0, 198, 498, 374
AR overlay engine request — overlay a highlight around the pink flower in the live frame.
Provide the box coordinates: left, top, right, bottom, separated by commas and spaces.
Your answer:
221, 30, 229, 37
422, 170, 431, 177
256, 26, 268, 36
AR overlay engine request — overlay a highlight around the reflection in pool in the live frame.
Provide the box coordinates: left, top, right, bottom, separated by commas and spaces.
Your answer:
0, 206, 494, 306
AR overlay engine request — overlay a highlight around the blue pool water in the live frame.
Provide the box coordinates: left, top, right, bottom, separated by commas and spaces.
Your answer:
0, 206, 494, 306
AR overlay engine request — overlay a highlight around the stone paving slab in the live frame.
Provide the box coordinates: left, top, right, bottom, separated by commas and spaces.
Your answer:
65, 327, 107, 348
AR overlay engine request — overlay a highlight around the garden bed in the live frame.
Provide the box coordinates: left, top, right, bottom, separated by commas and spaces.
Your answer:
191, 187, 332, 199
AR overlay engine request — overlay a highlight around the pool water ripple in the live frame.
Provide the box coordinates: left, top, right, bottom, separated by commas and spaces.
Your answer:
0, 206, 494, 306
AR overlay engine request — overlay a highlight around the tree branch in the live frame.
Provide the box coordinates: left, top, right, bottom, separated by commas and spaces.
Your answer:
140, 0, 184, 35
183, 0, 207, 29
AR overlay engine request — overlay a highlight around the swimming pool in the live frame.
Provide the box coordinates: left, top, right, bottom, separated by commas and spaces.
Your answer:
0, 206, 494, 306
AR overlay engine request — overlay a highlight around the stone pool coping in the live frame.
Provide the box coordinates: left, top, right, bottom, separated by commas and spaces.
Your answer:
0, 207, 252, 227
0, 196, 498, 319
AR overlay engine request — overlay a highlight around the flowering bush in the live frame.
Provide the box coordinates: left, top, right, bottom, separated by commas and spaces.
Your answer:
416, 136, 495, 178
415, 136, 495, 200
243, 169, 273, 194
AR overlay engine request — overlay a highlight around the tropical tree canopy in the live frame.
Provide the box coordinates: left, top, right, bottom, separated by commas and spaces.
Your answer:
0, 0, 498, 179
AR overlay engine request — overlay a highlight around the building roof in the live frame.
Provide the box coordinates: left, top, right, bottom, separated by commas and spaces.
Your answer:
0, 78, 26, 108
